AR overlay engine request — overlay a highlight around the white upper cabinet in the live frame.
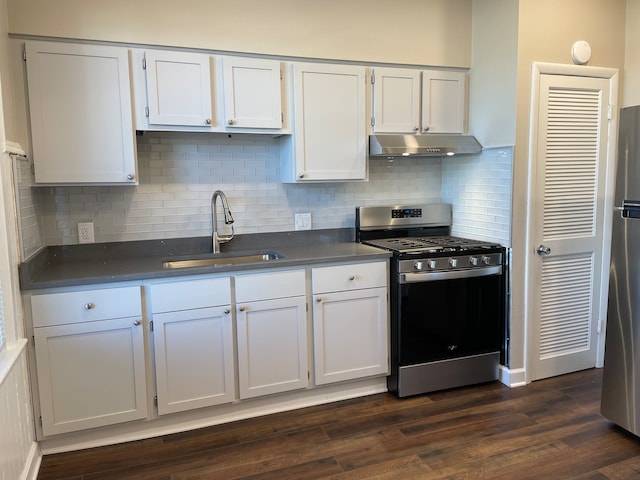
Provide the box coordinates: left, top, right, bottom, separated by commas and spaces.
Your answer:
422, 70, 467, 134
222, 56, 283, 129
142, 50, 215, 128
131, 49, 290, 133
280, 62, 367, 182
371, 68, 421, 133
25, 41, 137, 185
371, 67, 468, 134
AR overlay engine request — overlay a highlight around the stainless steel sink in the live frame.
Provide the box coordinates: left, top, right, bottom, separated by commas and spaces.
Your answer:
162, 251, 284, 269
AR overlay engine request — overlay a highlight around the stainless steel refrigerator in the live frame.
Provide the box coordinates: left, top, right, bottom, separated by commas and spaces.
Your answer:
601, 105, 640, 434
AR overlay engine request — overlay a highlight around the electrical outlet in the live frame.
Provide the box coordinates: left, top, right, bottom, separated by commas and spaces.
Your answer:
294, 213, 312, 231
78, 222, 95, 244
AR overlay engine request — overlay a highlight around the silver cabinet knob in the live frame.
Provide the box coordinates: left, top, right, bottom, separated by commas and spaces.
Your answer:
205, 118, 212, 125
228, 119, 235, 125
349, 275, 355, 281
316, 297, 322, 303
423, 126, 430, 132
133, 320, 141, 326
414, 126, 419, 131
537, 245, 551, 255
84, 303, 95, 310
298, 173, 304, 179
127, 174, 135, 181
224, 308, 230, 314
239, 306, 246, 312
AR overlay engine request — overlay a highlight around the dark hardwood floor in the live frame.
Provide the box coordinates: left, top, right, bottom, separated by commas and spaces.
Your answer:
37, 368, 640, 480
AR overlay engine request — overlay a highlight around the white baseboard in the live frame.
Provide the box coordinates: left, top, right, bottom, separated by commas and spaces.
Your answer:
20, 442, 41, 480
499, 365, 527, 387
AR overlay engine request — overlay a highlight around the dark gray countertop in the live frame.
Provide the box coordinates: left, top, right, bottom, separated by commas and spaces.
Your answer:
19, 229, 391, 290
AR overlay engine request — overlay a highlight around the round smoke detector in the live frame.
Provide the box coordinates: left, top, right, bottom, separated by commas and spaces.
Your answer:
571, 41, 592, 65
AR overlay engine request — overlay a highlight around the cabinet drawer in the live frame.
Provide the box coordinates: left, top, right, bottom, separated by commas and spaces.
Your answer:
235, 269, 306, 303
31, 286, 142, 328
312, 261, 387, 294
151, 277, 231, 312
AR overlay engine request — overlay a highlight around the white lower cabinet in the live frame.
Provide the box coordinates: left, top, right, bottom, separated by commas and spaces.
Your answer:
27, 261, 389, 438
31, 286, 147, 436
235, 269, 308, 399
312, 261, 389, 385
150, 277, 234, 415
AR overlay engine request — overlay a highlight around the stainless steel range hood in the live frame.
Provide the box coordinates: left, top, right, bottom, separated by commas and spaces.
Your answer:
369, 134, 482, 158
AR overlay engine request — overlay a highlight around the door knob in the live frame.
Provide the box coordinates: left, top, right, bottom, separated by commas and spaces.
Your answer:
537, 244, 551, 255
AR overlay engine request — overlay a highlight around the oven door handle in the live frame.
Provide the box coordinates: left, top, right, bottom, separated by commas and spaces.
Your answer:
399, 265, 503, 283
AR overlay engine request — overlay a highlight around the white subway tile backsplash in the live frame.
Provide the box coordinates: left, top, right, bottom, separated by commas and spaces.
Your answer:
15, 133, 513, 253
442, 146, 513, 247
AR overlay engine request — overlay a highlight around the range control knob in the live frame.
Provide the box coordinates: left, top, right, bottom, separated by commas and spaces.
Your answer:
428, 260, 437, 269
414, 261, 424, 271
482, 256, 491, 265
449, 258, 458, 268
469, 257, 479, 266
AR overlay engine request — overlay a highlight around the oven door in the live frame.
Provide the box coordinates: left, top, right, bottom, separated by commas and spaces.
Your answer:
396, 266, 505, 366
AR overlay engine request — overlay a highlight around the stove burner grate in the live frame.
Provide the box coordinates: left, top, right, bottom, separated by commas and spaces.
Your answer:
364, 235, 501, 254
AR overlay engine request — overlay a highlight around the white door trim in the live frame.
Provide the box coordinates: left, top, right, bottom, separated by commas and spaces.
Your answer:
525, 62, 618, 383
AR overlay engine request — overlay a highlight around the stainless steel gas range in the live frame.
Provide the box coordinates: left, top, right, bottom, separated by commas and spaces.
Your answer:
356, 204, 507, 398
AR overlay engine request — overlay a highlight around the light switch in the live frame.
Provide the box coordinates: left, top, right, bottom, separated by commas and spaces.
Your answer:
294, 213, 312, 231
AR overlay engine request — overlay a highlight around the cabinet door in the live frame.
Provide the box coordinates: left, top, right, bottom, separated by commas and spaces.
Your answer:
144, 50, 214, 127
313, 287, 388, 385
34, 317, 147, 436
25, 41, 137, 184
236, 296, 308, 399
153, 306, 235, 415
421, 70, 467, 134
287, 63, 367, 181
371, 68, 421, 133
222, 56, 282, 129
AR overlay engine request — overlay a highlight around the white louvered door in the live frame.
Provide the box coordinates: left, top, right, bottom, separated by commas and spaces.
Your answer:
530, 74, 611, 381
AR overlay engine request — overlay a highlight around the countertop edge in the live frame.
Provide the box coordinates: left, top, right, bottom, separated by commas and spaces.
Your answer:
20, 234, 392, 291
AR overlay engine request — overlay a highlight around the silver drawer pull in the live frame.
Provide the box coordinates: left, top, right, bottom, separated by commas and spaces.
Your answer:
84, 303, 95, 310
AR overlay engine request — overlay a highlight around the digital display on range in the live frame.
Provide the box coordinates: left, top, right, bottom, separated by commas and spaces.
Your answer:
391, 208, 422, 218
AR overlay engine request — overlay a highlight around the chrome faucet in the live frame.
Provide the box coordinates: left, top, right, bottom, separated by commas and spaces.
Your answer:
211, 190, 234, 253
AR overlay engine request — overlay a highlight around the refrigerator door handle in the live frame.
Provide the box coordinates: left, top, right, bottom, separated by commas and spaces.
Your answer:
620, 200, 640, 219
